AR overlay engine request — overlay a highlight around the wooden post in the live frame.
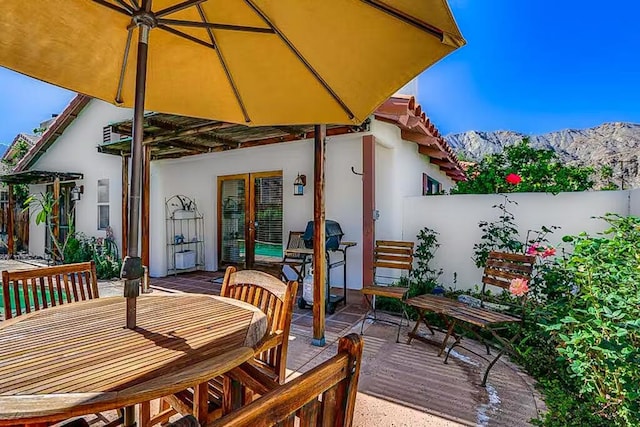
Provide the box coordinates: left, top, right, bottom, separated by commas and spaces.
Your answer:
7, 185, 15, 259
52, 177, 60, 261
141, 145, 150, 270
312, 124, 327, 347
121, 155, 129, 258
362, 135, 375, 286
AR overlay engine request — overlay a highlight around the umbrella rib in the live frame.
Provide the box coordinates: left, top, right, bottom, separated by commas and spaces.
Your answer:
114, 0, 136, 14
196, 4, 251, 123
128, 0, 139, 9
91, 0, 133, 17
158, 19, 274, 34
156, 0, 206, 18
359, 0, 444, 41
157, 25, 216, 50
244, 0, 355, 121
115, 28, 135, 104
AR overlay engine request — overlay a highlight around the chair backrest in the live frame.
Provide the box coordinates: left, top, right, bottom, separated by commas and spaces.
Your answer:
372, 240, 414, 285
282, 231, 306, 261
1, 261, 99, 320
482, 251, 535, 295
207, 334, 363, 427
221, 266, 298, 383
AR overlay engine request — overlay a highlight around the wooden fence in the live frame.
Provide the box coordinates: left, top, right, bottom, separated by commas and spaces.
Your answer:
0, 206, 29, 253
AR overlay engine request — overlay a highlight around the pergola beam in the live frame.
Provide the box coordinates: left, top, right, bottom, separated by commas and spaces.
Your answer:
0, 170, 83, 185
155, 139, 215, 153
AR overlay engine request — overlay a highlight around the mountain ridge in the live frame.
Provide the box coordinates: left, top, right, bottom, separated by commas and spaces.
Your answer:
444, 122, 640, 189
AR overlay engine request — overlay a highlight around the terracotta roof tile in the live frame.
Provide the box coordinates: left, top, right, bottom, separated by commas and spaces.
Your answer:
374, 95, 466, 181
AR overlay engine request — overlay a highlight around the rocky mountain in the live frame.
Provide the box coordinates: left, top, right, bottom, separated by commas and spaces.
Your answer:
444, 122, 640, 189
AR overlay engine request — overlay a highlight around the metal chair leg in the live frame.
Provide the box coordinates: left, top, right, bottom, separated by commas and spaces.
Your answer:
396, 305, 408, 343
360, 294, 375, 335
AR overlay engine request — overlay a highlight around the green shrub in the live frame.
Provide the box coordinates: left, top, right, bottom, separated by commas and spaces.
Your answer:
63, 232, 122, 280
541, 215, 640, 425
511, 215, 640, 426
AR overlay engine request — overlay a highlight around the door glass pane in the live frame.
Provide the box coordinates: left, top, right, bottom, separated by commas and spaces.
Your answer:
220, 179, 246, 265
254, 176, 283, 263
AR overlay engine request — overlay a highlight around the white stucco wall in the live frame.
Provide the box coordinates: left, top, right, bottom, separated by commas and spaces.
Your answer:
28, 100, 132, 257
25, 101, 456, 289
629, 189, 640, 216
403, 190, 634, 291
371, 120, 454, 242
149, 132, 365, 287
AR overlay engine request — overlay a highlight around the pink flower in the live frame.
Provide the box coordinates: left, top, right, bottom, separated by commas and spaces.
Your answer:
541, 247, 556, 258
526, 243, 541, 255
506, 173, 522, 185
509, 278, 529, 296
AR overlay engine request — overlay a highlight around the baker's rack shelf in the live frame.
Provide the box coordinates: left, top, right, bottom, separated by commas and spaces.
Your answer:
166, 195, 205, 275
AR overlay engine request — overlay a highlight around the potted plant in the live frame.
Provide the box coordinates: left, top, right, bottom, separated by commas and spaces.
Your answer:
172, 195, 196, 219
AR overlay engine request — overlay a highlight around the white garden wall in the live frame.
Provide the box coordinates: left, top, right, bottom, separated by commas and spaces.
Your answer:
403, 190, 638, 291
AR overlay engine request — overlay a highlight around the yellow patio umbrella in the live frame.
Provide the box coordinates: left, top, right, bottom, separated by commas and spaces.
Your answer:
0, 0, 465, 328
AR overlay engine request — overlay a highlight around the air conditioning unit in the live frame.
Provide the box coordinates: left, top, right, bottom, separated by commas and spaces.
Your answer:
102, 126, 124, 144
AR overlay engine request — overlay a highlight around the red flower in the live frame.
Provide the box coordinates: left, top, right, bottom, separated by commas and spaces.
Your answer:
506, 173, 522, 185
541, 247, 556, 258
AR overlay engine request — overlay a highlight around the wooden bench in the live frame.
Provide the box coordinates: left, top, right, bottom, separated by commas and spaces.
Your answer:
206, 333, 363, 427
2, 261, 99, 320
405, 251, 535, 386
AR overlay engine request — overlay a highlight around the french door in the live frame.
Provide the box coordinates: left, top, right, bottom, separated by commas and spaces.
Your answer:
218, 171, 283, 270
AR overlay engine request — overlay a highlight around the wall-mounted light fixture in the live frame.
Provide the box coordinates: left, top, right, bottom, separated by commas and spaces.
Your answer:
293, 173, 306, 196
70, 185, 84, 201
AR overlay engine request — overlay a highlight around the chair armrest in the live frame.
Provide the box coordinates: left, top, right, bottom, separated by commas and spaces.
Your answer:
227, 362, 279, 395
254, 331, 283, 355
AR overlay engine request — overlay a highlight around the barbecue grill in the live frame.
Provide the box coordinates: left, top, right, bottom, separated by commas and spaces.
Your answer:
302, 219, 344, 250
298, 220, 355, 314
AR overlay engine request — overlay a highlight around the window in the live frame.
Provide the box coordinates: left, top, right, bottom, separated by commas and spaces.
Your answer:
97, 179, 109, 229
422, 173, 441, 195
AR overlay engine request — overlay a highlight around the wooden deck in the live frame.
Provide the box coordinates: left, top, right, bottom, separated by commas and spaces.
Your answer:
0, 265, 544, 426
150, 271, 545, 427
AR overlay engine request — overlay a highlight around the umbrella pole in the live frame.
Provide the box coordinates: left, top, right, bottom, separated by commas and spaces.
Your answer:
124, 20, 151, 330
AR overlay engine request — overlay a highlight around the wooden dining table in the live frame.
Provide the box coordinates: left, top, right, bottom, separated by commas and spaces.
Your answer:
0, 294, 267, 426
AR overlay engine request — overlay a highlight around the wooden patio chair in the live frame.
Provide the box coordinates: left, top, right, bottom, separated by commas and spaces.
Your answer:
1, 261, 107, 425
278, 231, 309, 282
1, 261, 99, 320
360, 240, 414, 342
207, 334, 363, 427
159, 267, 298, 424
405, 251, 535, 385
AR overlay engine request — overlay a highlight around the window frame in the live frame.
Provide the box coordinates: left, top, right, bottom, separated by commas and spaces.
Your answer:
97, 179, 110, 230
422, 173, 441, 196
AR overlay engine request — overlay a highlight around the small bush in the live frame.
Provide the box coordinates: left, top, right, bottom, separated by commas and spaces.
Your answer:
63, 232, 122, 280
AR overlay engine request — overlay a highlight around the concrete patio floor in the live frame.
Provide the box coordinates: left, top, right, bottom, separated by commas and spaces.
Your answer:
0, 260, 546, 426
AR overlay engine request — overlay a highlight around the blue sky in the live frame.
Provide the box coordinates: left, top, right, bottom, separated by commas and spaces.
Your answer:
418, 0, 640, 135
1, 0, 639, 143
